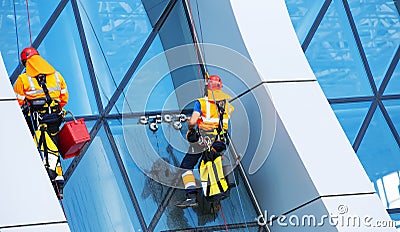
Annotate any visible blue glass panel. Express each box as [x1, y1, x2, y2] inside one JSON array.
[[383, 99, 400, 136], [60, 119, 97, 171], [331, 101, 371, 144], [142, 0, 169, 26], [157, 0, 202, 109], [305, 0, 373, 99], [389, 212, 400, 229], [154, 173, 258, 231], [63, 127, 142, 231], [348, 0, 400, 87], [108, 118, 187, 226], [357, 107, 400, 182], [40, 2, 98, 116], [78, 0, 152, 106], [110, 35, 179, 114], [284, 0, 325, 44], [0, 0, 60, 75], [384, 60, 400, 95]]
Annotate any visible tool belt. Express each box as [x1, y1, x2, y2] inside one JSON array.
[[28, 98, 63, 134]]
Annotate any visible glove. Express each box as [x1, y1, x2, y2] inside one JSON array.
[[61, 108, 68, 117], [187, 128, 200, 143]]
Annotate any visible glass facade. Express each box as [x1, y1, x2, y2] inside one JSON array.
[[2, 0, 262, 231], [286, 0, 400, 226], [1, 0, 398, 231]]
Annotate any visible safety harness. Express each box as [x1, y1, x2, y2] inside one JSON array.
[[27, 74, 64, 175], [199, 100, 230, 203]]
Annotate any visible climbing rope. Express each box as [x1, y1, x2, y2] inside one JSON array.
[[220, 204, 229, 232], [12, 0, 20, 62], [185, 1, 250, 230], [187, 0, 208, 96], [25, 0, 33, 46]]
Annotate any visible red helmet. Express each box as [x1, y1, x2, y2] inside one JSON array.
[[20, 47, 39, 63], [207, 75, 222, 90]]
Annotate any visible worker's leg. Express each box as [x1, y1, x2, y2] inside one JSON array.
[[176, 147, 202, 208]]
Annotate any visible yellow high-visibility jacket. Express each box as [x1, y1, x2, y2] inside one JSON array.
[[14, 72, 68, 108], [197, 97, 234, 132]]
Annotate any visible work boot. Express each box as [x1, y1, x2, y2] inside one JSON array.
[[54, 176, 64, 199], [176, 193, 198, 208]]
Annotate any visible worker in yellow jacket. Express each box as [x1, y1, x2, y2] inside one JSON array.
[[13, 47, 68, 199], [176, 75, 234, 208]]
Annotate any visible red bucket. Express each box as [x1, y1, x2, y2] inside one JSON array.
[[58, 118, 90, 159]]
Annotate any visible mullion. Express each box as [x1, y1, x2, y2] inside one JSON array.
[[70, 0, 104, 113], [302, 0, 332, 52], [353, 101, 377, 151], [341, 0, 378, 95], [378, 101, 400, 148], [64, 0, 178, 183], [103, 120, 147, 231], [378, 46, 400, 95]]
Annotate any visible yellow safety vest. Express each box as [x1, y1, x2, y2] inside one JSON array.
[[14, 72, 68, 108], [197, 97, 234, 132]]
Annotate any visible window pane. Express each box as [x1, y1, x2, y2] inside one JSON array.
[[78, 0, 153, 107], [383, 99, 400, 137], [108, 118, 187, 226], [110, 35, 179, 114], [331, 101, 371, 144], [348, 0, 400, 87], [0, 0, 60, 74], [41, 2, 99, 115], [305, 0, 373, 99], [142, 0, 169, 26], [384, 60, 400, 95], [285, 0, 325, 44], [63, 126, 142, 231], [357, 107, 400, 191]]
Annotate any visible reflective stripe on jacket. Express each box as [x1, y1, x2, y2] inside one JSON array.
[[14, 72, 68, 108], [197, 97, 234, 132]]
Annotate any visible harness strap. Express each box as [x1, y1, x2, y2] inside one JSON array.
[[38, 126, 49, 168], [36, 74, 52, 103]]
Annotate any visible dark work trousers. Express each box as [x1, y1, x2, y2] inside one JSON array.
[[179, 143, 205, 194]]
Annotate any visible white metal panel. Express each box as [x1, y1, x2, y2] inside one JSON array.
[[230, 0, 315, 82], [1, 223, 70, 232], [0, 53, 15, 99], [265, 81, 375, 195], [0, 101, 68, 228], [0, 54, 69, 230]]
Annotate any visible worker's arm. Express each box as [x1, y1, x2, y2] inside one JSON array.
[[188, 111, 200, 130], [57, 72, 68, 108], [13, 75, 26, 107]]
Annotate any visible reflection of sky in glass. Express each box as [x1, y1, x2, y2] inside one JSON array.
[[348, 0, 400, 87], [41, 2, 99, 116], [384, 61, 400, 95], [78, 0, 153, 109], [64, 127, 142, 231], [111, 35, 179, 114], [305, 1, 373, 99], [331, 101, 371, 144], [0, 0, 59, 73], [285, 1, 325, 43], [357, 107, 400, 182]]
